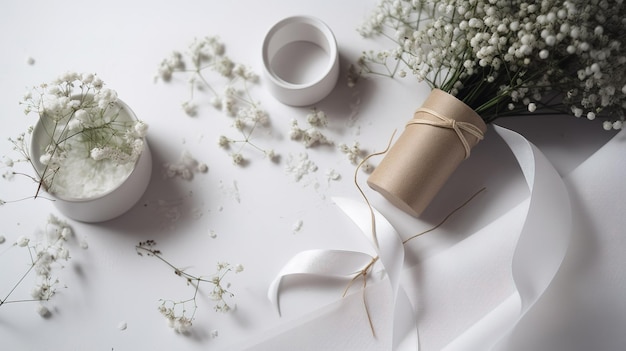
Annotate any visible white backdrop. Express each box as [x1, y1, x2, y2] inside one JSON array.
[[0, 1, 624, 350]]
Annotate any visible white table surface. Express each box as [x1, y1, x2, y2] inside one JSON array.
[[1, 1, 624, 350]]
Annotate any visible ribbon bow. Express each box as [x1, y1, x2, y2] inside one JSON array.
[[407, 107, 485, 159]]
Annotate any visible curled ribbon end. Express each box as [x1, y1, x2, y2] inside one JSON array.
[[268, 277, 283, 317]]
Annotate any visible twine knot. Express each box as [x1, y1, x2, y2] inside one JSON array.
[[406, 107, 485, 159]]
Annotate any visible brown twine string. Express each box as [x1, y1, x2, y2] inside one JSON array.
[[349, 130, 486, 337], [402, 186, 486, 245], [354, 129, 397, 248], [407, 107, 485, 159]]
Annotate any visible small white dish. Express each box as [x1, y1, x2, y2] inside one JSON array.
[[262, 15, 340, 106]]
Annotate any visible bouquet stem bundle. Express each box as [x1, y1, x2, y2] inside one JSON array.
[[367, 89, 486, 216], [354, 0, 626, 216]]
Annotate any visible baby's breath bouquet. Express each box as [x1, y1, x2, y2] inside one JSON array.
[[354, 0, 626, 216], [9, 72, 148, 202]]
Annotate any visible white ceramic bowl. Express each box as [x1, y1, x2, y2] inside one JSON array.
[[262, 15, 340, 106], [30, 99, 152, 223]]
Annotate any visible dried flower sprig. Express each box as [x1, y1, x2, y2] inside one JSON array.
[[289, 108, 335, 148], [136, 240, 243, 334], [156, 36, 278, 165], [355, 0, 625, 128], [7, 72, 147, 199], [339, 141, 374, 173], [0, 214, 81, 317]]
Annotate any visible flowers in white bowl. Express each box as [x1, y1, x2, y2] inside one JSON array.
[[10, 72, 148, 199], [354, 0, 626, 128]]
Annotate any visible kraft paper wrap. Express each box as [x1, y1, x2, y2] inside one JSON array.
[[367, 89, 487, 217]]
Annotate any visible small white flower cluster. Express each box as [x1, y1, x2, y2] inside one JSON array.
[[89, 119, 148, 164], [217, 103, 278, 165], [1, 155, 15, 183], [156, 52, 184, 82], [357, 0, 625, 128], [154, 261, 243, 333], [209, 262, 244, 313], [289, 109, 334, 148], [15, 72, 148, 195], [339, 141, 374, 173], [158, 300, 193, 334], [137, 240, 243, 334], [158, 36, 278, 163], [4, 214, 82, 317]]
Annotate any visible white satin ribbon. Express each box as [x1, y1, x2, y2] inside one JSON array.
[[267, 197, 418, 349], [333, 197, 418, 349], [490, 125, 572, 347], [268, 249, 375, 316], [444, 126, 572, 350], [266, 125, 571, 351]]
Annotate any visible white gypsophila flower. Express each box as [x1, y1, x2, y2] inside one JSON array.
[[156, 36, 274, 163], [265, 149, 277, 161], [16, 235, 30, 247], [133, 121, 149, 137], [231, 153, 244, 165], [74, 109, 90, 123], [217, 135, 231, 148], [11, 214, 75, 316], [90, 147, 107, 161], [17, 72, 145, 197], [159, 52, 185, 81], [234, 264, 244, 273], [60, 227, 72, 240], [181, 101, 197, 116], [356, 0, 626, 128], [66, 118, 82, 131], [57, 247, 70, 260], [39, 153, 52, 166], [33, 251, 53, 276], [173, 316, 192, 334], [2, 156, 14, 168], [326, 168, 341, 182], [157, 303, 191, 332], [214, 56, 234, 77], [290, 111, 334, 148], [289, 119, 303, 140], [94, 88, 118, 109], [81, 72, 95, 84], [222, 96, 236, 116], [233, 117, 245, 131], [30, 284, 44, 299], [132, 139, 144, 156], [210, 96, 222, 110], [306, 109, 328, 126]]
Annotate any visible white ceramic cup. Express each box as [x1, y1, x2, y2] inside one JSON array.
[[262, 15, 340, 106], [30, 99, 152, 223]]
